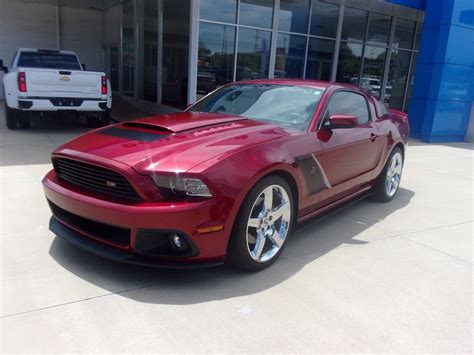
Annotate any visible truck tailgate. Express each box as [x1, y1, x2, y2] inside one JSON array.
[[23, 68, 102, 98]]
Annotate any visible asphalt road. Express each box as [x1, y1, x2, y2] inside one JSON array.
[[0, 102, 472, 353]]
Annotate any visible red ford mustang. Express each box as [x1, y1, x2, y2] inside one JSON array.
[[43, 80, 409, 270]]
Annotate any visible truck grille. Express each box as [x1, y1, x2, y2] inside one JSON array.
[[53, 157, 141, 201], [49, 201, 130, 246]]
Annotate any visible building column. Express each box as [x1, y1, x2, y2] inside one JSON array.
[[408, 0, 474, 142], [187, 0, 199, 105], [134, 0, 145, 99]]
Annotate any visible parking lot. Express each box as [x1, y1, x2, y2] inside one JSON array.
[[0, 101, 472, 353]]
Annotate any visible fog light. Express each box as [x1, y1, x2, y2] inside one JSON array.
[[170, 233, 184, 249]]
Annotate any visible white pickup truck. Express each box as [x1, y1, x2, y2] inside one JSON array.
[[1, 48, 112, 129]]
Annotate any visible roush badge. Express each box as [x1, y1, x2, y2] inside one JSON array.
[[105, 181, 117, 188]]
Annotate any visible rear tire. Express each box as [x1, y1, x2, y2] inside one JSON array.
[[18, 111, 30, 129], [371, 147, 404, 202], [86, 111, 110, 128], [226, 176, 294, 271], [5, 105, 19, 130]]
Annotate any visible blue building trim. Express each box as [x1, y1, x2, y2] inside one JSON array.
[[393, 0, 474, 143]]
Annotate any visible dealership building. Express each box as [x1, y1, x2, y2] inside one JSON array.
[[0, 0, 472, 142]]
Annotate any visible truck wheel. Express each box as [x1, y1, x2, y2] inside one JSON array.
[[5, 106, 19, 130], [18, 112, 30, 129], [86, 111, 110, 128]]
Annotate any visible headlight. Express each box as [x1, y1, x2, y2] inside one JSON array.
[[152, 175, 212, 198]]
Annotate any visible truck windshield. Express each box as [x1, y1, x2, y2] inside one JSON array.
[[188, 84, 325, 132], [17, 52, 81, 70]]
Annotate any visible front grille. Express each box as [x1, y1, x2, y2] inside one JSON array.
[[49, 201, 130, 246], [53, 157, 141, 201]]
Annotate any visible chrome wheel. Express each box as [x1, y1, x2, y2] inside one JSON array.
[[385, 152, 403, 197], [246, 184, 292, 263]]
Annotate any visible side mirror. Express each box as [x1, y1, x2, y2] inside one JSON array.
[[329, 114, 358, 128], [81, 63, 86, 70]]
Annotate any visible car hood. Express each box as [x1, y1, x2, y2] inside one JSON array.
[[54, 112, 291, 173]]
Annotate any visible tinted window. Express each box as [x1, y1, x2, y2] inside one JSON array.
[[326, 91, 370, 124], [236, 28, 271, 81], [240, 0, 273, 28], [305, 38, 335, 80], [394, 18, 416, 49], [341, 7, 368, 42], [310, 1, 339, 38], [17, 52, 81, 70], [275, 33, 306, 78], [361, 46, 387, 98], [367, 13, 391, 45], [200, 0, 237, 23], [197, 22, 236, 91], [279, 0, 310, 33], [189, 84, 324, 131], [336, 42, 362, 84]]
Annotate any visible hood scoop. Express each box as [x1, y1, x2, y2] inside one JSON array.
[[122, 122, 176, 134]]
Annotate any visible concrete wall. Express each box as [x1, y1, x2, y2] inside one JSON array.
[[103, 4, 121, 46], [59, 7, 103, 72], [0, 0, 104, 98]]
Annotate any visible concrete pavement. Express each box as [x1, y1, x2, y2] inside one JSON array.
[[0, 102, 472, 353]]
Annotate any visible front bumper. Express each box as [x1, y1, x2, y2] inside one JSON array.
[[49, 217, 223, 268], [43, 170, 230, 266]]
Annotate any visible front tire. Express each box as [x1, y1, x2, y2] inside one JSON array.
[[227, 176, 294, 271], [372, 147, 404, 202]]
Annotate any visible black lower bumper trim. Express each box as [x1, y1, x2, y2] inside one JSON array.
[[49, 217, 223, 269], [18, 100, 33, 109]]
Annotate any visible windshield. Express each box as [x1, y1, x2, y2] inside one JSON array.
[[188, 84, 325, 131], [17, 52, 81, 70]]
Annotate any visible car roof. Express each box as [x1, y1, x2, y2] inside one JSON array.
[[232, 78, 365, 92]]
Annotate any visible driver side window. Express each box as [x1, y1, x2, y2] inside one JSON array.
[[325, 91, 371, 125]]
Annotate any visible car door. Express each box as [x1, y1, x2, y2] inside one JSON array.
[[316, 90, 382, 195]]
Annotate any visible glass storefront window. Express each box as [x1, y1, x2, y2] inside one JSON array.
[[236, 28, 271, 81], [336, 42, 363, 84], [240, 0, 273, 29], [404, 52, 417, 111], [162, 0, 190, 107], [341, 7, 368, 42], [275, 33, 306, 78], [278, 0, 310, 34], [200, 0, 237, 24], [197, 22, 236, 95], [361, 45, 387, 98], [367, 13, 391, 46], [122, 1, 134, 94], [310, 1, 339, 38], [141, 0, 158, 102], [394, 18, 416, 49], [305, 38, 334, 81], [413, 22, 423, 50], [386, 49, 411, 110]]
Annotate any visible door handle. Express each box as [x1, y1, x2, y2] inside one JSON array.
[[370, 133, 379, 142]]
